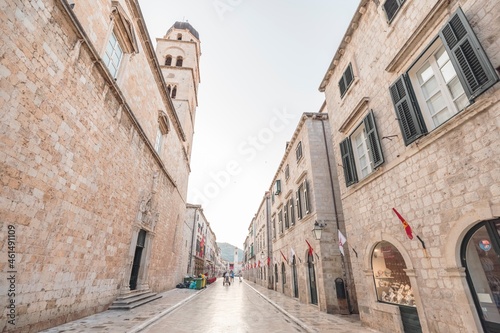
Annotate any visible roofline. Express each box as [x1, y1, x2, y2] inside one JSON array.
[[267, 112, 329, 191], [319, 0, 369, 92]]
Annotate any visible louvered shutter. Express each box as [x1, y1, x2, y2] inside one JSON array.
[[339, 138, 358, 186], [439, 7, 498, 100], [363, 110, 384, 169], [389, 75, 426, 145]]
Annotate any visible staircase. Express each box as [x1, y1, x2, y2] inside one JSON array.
[[109, 290, 162, 310]]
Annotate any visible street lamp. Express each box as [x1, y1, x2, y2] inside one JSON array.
[[312, 220, 326, 240], [260, 251, 265, 259]]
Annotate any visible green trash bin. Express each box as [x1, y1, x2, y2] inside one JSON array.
[[184, 277, 192, 284], [194, 278, 202, 290]]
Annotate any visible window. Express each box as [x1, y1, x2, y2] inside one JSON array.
[[176, 56, 183, 67], [272, 217, 276, 239], [274, 180, 281, 195], [372, 241, 414, 306], [462, 219, 500, 331], [284, 201, 289, 229], [154, 128, 163, 153], [155, 111, 169, 154], [390, 8, 498, 146], [339, 63, 354, 98], [383, 0, 405, 23], [295, 180, 311, 220], [296, 188, 302, 220], [177, 33, 182, 40], [285, 164, 290, 180], [408, 42, 469, 132], [165, 56, 172, 66], [171, 86, 177, 99], [278, 209, 283, 234], [104, 2, 138, 79], [295, 141, 303, 162], [289, 197, 295, 226], [339, 111, 384, 186], [103, 32, 123, 78]]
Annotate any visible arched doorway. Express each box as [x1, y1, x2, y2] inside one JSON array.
[[274, 263, 279, 291], [461, 219, 500, 333], [292, 255, 299, 298], [130, 229, 146, 290], [307, 252, 318, 305], [281, 262, 286, 293], [372, 241, 421, 332]]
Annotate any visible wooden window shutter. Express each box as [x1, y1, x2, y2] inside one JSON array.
[[439, 7, 498, 101], [363, 110, 384, 169], [389, 75, 426, 146], [339, 138, 358, 186]]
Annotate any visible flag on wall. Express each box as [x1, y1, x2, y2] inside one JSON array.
[[305, 239, 314, 256], [267, 257, 270, 266], [280, 250, 287, 262], [338, 230, 347, 256], [392, 208, 413, 240]]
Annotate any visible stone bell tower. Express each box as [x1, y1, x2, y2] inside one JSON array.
[[155, 21, 201, 159]]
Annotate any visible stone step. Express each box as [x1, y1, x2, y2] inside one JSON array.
[[109, 291, 162, 310]]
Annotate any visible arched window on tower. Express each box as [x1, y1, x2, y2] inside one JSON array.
[[165, 56, 172, 66], [171, 86, 177, 99], [177, 33, 182, 40], [167, 85, 171, 95], [176, 56, 183, 67]]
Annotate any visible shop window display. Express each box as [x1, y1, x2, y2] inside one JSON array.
[[372, 241, 415, 306]]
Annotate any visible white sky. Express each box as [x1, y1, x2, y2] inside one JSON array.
[[138, 0, 359, 248]]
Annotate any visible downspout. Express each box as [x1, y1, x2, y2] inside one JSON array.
[[320, 116, 353, 314]]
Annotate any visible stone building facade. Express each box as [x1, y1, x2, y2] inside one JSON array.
[[0, 1, 200, 332], [319, 0, 499, 332], [184, 204, 218, 277], [244, 111, 356, 314]]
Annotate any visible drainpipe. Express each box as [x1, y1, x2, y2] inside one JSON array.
[[319, 116, 353, 314]]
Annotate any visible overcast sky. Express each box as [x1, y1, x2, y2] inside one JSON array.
[[138, 0, 359, 248]]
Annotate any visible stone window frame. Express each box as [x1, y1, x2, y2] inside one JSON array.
[[339, 110, 384, 187], [388, 7, 498, 146]]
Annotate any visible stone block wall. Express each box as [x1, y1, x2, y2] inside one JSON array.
[[0, 0, 190, 331], [322, 0, 499, 332]]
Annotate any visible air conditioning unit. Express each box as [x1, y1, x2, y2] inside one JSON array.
[[274, 180, 281, 195]]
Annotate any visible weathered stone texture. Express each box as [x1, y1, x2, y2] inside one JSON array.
[[322, 0, 499, 332], [0, 0, 192, 332]]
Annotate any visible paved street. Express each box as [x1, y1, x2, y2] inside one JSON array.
[[41, 278, 381, 333], [144, 279, 304, 333]]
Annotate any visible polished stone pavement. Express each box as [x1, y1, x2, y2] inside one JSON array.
[[41, 278, 381, 333]]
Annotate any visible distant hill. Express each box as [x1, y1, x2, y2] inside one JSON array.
[[217, 242, 243, 262]]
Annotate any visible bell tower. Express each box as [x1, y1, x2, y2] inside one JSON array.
[[155, 22, 201, 159]]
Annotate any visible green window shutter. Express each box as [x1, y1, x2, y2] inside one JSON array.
[[439, 7, 498, 100], [339, 63, 354, 98], [389, 75, 426, 146], [363, 110, 384, 169], [339, 138, 358, 186]]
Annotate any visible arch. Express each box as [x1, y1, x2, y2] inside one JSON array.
[[281, 262, 286, 293], [177, 33, 182, 40], [165, 55, 172, 66], [443, 201, 496, 268], [171, 86, 177, 99], [307, 252, 318, 304], [292, 255, 299, 298], [176, 56, 183, 67], [461, 218, 500, 332]]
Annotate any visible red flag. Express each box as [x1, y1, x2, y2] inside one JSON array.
[[392, 208, 413, 240], [305, 239, 314, 255], [267, 257, 270, 266], [258, 260, 261, 267], [280, 250, 287, 262]]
